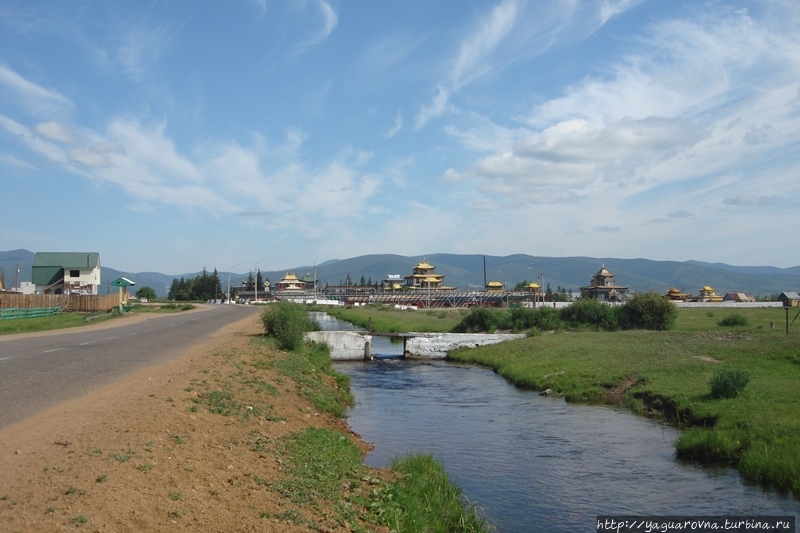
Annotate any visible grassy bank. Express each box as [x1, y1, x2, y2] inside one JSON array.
[[308, 305, 800, 494], [253, 305, 490, 531], [315, 303, 464, 333], [446, 307, 800, 495]]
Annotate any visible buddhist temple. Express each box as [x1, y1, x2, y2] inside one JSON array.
[[580, 265, 628, 302], [697, 286, 723, 302], [403, 259, 455, 291], [665, 287, 690, 301], [485, 280, 504, 293], [275, 272, 305, 292]]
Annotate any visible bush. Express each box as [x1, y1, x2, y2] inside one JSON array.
[[619, 292, 677, 330], [708, 368, 751, 399], [560, 298, 618, 331], [452, 307, 502, 333], [260, 302, 321, 351], [718, 313, 748, 327]]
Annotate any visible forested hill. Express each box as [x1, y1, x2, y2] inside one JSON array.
[[2, 250, 798, 299]]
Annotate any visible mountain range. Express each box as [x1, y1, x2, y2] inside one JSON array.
[[2, 249, 798, 299]]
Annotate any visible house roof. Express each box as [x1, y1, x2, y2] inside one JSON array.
[[33, 252, 100, 269], [781, 291, 800, 300], [32, 252, 100, 286]]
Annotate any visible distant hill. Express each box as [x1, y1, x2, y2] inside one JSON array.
[[2, 250, 798, 298]]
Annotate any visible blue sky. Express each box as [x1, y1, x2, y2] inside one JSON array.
[[2, 0, 799, 274]]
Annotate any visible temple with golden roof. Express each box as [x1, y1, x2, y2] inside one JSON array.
[[403, 259, 455, 291]]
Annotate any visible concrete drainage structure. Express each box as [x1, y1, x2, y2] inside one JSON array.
[[404, 333, 526, 359], [306, 330, 525, 361], [305, 330, 372, 361]]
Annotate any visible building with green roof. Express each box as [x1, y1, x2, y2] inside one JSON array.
[[32, 252, 101, 295]]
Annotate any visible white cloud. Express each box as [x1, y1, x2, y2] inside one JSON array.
[[445, 3, 800, 217], [35, 121, 76, 144], [0, 64, 74, 115], [0, 114, 68, 164]]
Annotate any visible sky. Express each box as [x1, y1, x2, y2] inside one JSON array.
[[1, 0, 799, 275]]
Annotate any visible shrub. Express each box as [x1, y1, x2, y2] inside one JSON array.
[[718, 313, 748, 327], [260, 301, 321, 351], [452, 307, 501, 333], [560, 298, 618, 331], [708, 368, 751, 399], [619, 292, 677, 330]]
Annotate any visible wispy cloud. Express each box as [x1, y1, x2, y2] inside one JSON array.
[[301, 0, 338, 47], [117, 23, 174, 81], [415, 0, 643, 129], [386, 112, 402, 139], [723, 195, 783, 207], [444, 3, 800, 219], [0, 64, 74, 115]]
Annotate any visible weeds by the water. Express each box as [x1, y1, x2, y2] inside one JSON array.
[[378, 454, 490, 532]]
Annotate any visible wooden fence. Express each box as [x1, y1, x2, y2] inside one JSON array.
[[0, 293, 120, 312]]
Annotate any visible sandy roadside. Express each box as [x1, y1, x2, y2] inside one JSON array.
[[0, 309, 380, 532]]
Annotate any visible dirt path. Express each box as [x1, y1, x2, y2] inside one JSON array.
[[0, 311, 379, 532]]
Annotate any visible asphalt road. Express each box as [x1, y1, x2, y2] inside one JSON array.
[[0, 304, 260, 430]]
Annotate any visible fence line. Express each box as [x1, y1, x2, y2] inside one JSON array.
[[0, 293, 119, 312]]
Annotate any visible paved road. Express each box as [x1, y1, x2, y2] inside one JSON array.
[[0, 304, 260, 430]]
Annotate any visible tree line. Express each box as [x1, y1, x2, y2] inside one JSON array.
[[167, 268, 223, 301]]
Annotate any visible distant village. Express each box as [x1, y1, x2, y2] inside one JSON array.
[[2, 253, 799, 310]]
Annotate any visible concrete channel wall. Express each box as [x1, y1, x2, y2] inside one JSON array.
[[404, 333, 526, 359], [305, 330, 525, 360], [305, 330, 372, 361]]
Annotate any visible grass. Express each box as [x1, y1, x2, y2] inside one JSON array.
[[252, 336, 354, 417], [272, 428, 489, 532], [315, 304, 463, 333], [0, 303, 197, 336], [0, 312, 118, 335], [444, 307, 800, 495], [376, 454, 489, 532]]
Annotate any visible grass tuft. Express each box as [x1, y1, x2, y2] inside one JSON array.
[[708, 368, 751, 399]]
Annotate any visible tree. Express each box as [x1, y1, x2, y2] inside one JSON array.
[[245, 272, 255, 290], [135, 286, 156, 301], [619, 292, 677, 331]]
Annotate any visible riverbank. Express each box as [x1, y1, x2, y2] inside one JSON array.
[[0, 311, 487, 531], [447, 321, 800, 495], [317, 304, 800, 496]]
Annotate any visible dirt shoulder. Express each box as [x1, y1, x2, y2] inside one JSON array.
[[0, 311, 382, 532]]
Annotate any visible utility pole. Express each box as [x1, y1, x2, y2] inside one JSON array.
[[227, 262, 240, 304]]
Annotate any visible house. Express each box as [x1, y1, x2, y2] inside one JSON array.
[[32, 252, 101, 295], [580, 265, 628, 302], [779, 292, 800, 307], [384, 274, 404, 291], [722, 292, 755, 303]]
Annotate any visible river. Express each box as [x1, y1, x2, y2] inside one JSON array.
[[312, 313, 800, 532]]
